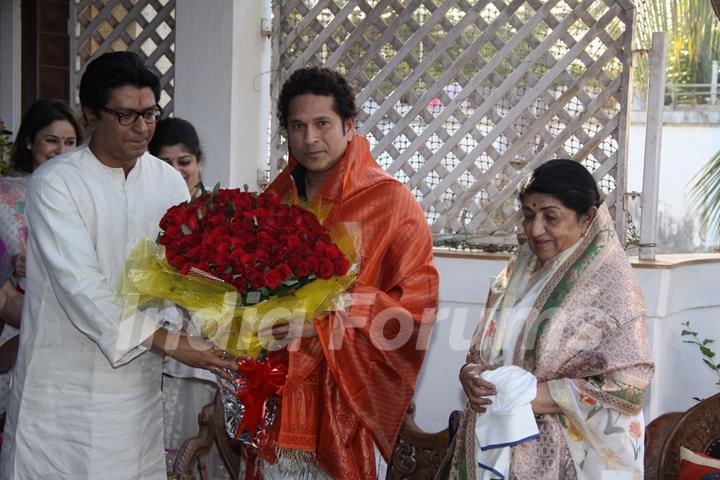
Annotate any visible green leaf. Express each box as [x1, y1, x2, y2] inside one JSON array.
[[212, 182, 220, 195], [703, 358, 718, 370], [181, 224, 192, 235], [703, 339, 715, 345], [681, 329, 698, 336], [700, 346, 715, 358]]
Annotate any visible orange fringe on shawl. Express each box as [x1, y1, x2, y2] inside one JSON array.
[[262, 136, 439, 479]]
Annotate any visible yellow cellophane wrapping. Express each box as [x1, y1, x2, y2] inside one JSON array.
[[119, 208, 358, 359]]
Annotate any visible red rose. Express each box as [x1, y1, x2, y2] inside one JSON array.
[[249, 271, 264, 290], [294, 260, 311, 278], [276, 264, 292, 280], [305, 257, 319, 274], [318, 260, 335, 279], [333, 256, 350, 275], [262, 268, 283, 289]]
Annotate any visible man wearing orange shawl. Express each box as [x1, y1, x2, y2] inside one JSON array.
[[260, 67, 439, 479]]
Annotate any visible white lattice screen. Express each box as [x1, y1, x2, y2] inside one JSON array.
[[271, 0, 634, 245], [69, 0, 176, 114]]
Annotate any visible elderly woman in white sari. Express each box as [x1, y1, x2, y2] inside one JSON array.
[[439, 159, 654, 480]]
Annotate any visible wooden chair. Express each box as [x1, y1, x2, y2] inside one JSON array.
[[386, 404, 454, 479], [167, 391, 244, 480], [167, 393, 455, 480], [644, 392, 720, 479]]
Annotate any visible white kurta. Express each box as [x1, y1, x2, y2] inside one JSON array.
[[0, 146, 189, 479]]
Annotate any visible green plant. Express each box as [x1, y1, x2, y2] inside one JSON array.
[[635, 0, 720, 101], [689, 148, 720, 241], [624, 208, 640, 249], [680, 320, 720, 400]]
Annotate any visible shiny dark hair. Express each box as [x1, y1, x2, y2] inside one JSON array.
[[277, 67, 357, 131], [79, 51, 161, 116], [148, 117, 203, 163], [519, 159, 602, 215], [10, 99, 84, 173]]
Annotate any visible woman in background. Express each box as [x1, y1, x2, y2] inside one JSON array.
[[0, 239, 21, 328], [149, 117, 232, 478], [0, 99, 83, 421], [149, 117, 203, 198], [440, 159, 654, 480], [3, 99, 84, 281]]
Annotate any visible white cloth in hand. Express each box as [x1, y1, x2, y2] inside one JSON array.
[[474, 365, 539, 479]]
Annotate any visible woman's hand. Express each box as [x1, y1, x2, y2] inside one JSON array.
[[460, 363, 497, 413], [12, 253, 25, 278], [531, 381, 563, 415]]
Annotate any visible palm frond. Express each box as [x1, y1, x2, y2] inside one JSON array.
[[635, 0, 720, 96], [689, 148, 720, 239]]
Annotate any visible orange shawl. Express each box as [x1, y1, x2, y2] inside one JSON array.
[[264, 136, 439, 479]]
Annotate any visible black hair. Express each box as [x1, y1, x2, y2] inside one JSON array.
[[518, 159, 602, 215], [10, 99, 84, 173], [277, 67, 357, 131], [148, 117, 203, 163], [79, 51, 161, 116]]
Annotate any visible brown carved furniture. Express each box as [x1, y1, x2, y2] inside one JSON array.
[[644, 393, 720, 479], [386, 403, 452, 479], [169, 390, 720, 479], [167, 391, 244, 480], [167, 394, 453, 480]]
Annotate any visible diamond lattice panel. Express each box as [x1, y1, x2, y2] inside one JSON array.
[[70, 0, 176, 114], [271, 0, 634, 245]]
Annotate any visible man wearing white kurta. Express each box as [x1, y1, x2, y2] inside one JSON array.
[[0, 52, 237, 479]]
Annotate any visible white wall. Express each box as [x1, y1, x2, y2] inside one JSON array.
[[627, 122, 720, 248], [174, 0, 271, 192], [413, 253, 508, 433], [412, 252, 720, 433], [635, 257, 720, 418]]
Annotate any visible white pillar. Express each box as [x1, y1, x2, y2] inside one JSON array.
[[174, 0, 272, 191], [0, 0, 22, 136], [639, 32, 668, 261]]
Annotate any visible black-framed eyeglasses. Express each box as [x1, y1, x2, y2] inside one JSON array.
[[99, 105, 164, 126]]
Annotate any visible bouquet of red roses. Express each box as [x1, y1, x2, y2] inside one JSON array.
[[159, 187, 349, 296], [120, 186, 357, 451]]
